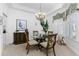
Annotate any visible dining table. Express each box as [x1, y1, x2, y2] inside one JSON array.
[[33, 33, 57, 50]]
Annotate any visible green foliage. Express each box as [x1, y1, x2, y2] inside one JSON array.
[[40, 20, 48, 33]]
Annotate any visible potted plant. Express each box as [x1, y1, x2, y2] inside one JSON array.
[[40, 20, 49, 35]]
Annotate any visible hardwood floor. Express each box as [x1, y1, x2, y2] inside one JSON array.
[[2, 43, 77, 56]]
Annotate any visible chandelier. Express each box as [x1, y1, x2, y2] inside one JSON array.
[[35, 3, 46, 21]]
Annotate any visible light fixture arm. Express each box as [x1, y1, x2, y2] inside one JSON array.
[[40, 3, 42, 11]]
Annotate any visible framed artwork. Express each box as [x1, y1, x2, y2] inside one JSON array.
[[16, 19, 27, 31]]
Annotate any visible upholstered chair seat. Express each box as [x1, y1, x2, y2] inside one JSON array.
[[29, 40, 38, 45], [26, 31, 39, 54], [40, 38, 54, 48], [40, 42, 47, 48], [40, 33, 57, 56], [58, 34, 63, 40], [45, 38, 48, 42]]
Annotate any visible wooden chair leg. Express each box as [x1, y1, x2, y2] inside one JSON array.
[[26, 43, 29, 49], [46, 48, 48, 56], [27, 48, 29, 54], [53, 46, 56, 56], [26, 45, 28, 49], [26, 44, 30, 54]]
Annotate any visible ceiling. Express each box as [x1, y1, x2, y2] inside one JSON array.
[[8, 3, 70, 15]]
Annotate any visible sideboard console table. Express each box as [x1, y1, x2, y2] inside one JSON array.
[[13, 31, 29, 45]]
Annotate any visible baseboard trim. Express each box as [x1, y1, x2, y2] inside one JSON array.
[[64, 39, 79, 56]]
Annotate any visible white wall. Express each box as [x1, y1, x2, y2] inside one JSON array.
[[47, 10, 79, 55], [5, 3, 69, 46], [0, 3, 8, 55], [64, 11, 79, 55], [6, 8, 44, 45], [0, 25, 3, 55], [1, 3, 79, 56], [7, 7, 63, 45], [47, 8, 79, 55], [47, 14, 65, 36], [2, 3, 79, 55]]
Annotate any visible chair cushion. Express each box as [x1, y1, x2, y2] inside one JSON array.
[[58, 35, 63, 40], [45, 38, 48, 42], [40, 42, 47, 48], [29, 40, 38, 45]]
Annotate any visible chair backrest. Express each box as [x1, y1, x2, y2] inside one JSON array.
[[48, 31, 53, 35], [25, 29, 29, 37], [33, 31, 39, 39], [47, 33, 57, 48], [58, 34, 63, 40], [25, 29, 29, 43]]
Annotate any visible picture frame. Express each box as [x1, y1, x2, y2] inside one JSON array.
[[16, 19, 27, 31]]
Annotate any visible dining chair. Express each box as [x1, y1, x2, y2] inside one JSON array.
[[48, 31, 53, 35], [57, 34, 66, 45], [45, 31, 53, 41], [40, 33, 57, 56], [25, 30, 38, 54], [33, 31, 39, 39]]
